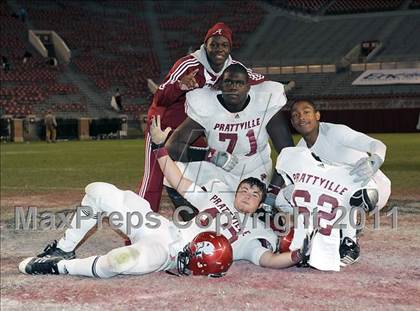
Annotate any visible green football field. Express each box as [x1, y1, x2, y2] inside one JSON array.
[[1, 133, 419, 196]]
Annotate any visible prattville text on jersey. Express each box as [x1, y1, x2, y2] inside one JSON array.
[[292, 172, 349, 196], [213, 118, 261, 132], [208, 194, 251, 236]]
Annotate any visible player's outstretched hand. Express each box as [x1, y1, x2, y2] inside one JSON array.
[[350, 154, 382, 186], [295, 229, 317, 267], [150, 115, 171, 146], [178, 68, 199, 91], [205, 148, 238, 172], [300, 233, 312, 258]]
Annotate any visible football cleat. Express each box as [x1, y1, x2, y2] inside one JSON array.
[[340, 237, 360, 266], [19, 257, 62, 275], [37, 240, 75, 259], [350, 188, 378, 213]]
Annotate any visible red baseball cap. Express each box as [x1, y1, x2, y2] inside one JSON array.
[[204, 22, 232, 47]]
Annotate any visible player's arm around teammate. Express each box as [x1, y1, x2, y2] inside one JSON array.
[[166, 64, 293, 170], [150, 115, 206, 196], [165, 117, 208, 162], [275, 100, 390, 266]]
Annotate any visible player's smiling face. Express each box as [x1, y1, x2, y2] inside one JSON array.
[[234, 184, 263, 214], [291, 101, 320, 136], [221, 71, 250, 108], [205, 36, 230, 71]]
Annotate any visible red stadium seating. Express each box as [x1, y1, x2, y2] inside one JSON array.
[[0, 1, 155, 117], [269, 0, 404, 14], [1, 0, 417, 120], [326, 0, 403, 14], [157, 1, 266, 63], [269, 0, 330, 13]]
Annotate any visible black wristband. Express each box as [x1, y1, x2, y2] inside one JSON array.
[[187, 147, 207, 161], [151, 142, 164, 151]]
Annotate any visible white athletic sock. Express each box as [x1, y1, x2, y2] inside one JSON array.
[[57, 194, 99, 252], [342, 210, 357, 241], [59, 256, 117, 278]]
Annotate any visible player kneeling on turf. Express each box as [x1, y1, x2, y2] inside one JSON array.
[[263, 99, 390, 268], [288, 99, 390, 266]]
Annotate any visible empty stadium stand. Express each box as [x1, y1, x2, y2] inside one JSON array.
[[326, 0, 404, 15], [1, 0, 157, 119], [157, 1, 267, 64], [240, 14, 420, 66], [268, 0, 331, 13], [268, 0, 409, 14], [1, 0, 419, 135]]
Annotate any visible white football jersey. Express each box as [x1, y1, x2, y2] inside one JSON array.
[[296, 122, 390, 210], [276, 147, 376, 271], [182, 180, 278, 265], [186, 81, 287, 177]]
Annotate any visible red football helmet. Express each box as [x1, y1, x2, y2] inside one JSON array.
[[177, 231, 233, 277]]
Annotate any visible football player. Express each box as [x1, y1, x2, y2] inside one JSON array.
[[151, 115, 310, 270], [164, 63, 293, 219], [274, 99, 391, 266]]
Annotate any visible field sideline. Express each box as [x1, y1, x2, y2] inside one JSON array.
[[1, 133, 419, 198]]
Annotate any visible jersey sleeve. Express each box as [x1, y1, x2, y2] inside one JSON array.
[[183, 179, 227, 211], [185, 88, 216, 125], [154, 57, 202, 108], [183, 181, 211, 211], [239, 239, 271, 266], [231, 59, 265, 85], [251, 81, 287, 123], [275, 147, 302, 178], [327, 123, 387, 162]]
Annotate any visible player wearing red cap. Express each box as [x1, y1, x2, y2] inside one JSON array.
[[138, 22, 265, 212]]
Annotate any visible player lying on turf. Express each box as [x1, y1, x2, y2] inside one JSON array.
[[270, 99, 391, 267], [164, 63, 293, 220], [18, 116, 309, 278]]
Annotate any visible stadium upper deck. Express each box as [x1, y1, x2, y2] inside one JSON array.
[[241, 2, 420, 66]]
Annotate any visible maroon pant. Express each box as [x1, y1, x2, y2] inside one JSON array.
[[137, 131, 164, 212]]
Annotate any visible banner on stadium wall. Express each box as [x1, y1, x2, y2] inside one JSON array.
[[352, 69, 420, 85]]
